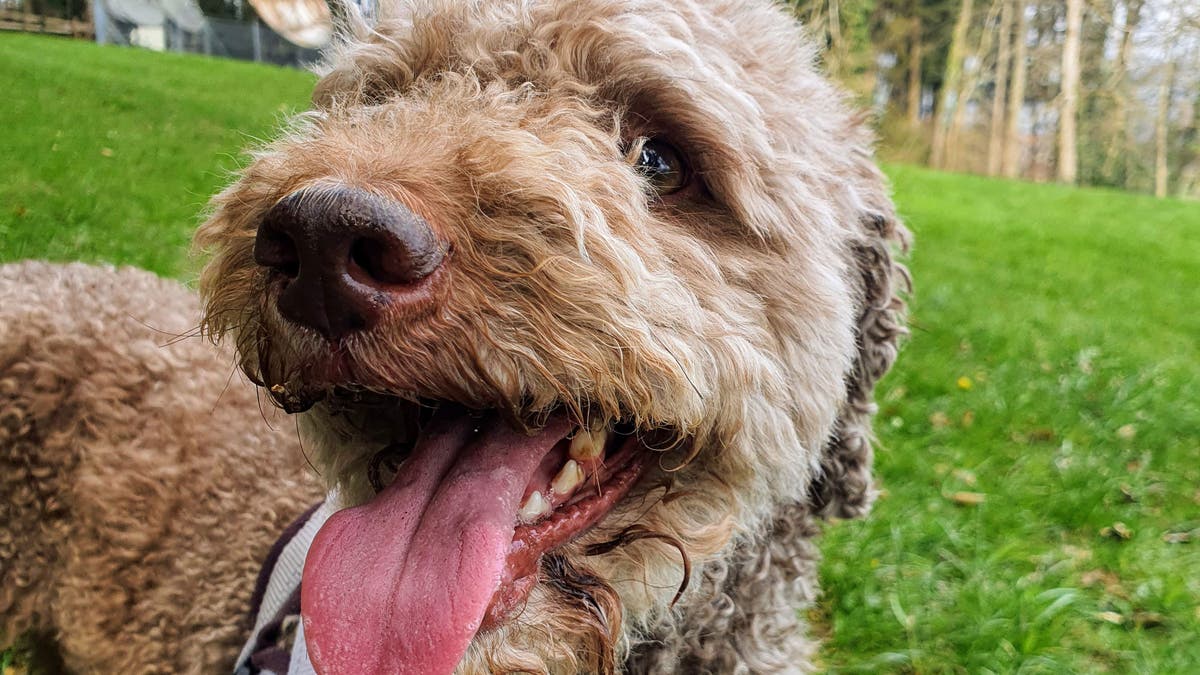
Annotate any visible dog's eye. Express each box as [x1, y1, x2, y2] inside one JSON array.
[[632, 139, 688, 195]]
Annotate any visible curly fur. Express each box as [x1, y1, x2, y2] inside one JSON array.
[[1, 0, 908, 672], [0, 262, 322, 672]]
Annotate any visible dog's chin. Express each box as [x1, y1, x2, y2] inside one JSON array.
[[281, 385, 673, 674]]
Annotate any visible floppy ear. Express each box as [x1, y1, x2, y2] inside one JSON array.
[[809, 199, 911, 519]]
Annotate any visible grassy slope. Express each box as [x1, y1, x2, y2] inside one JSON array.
[[0, 33, 314, 278], [2, 35, 1197, 673], [819, 167, 1200, 673]]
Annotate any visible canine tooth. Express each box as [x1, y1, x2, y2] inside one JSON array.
[[569, 430, 594, 459], [591, 427, 608, 452], [518, 491, 551, 523], [569, 427, 605, 461], [551, 460, 584, 495]]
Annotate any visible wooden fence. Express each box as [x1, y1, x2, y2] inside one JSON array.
[[0, 6, 93, 39]]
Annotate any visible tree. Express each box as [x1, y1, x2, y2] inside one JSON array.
[[1058, 0, 1083, 184], [791, 0, 877, 100], [1155, 60, 1177, 198], [930, 0, 974, 168], [987, 0, 1014, 175], [906, 2, 924, 126], [1101, 0, 1145, 184], [1002, 0, 1028, 178]]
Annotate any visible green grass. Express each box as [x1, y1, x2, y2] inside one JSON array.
[[818, 168, 1200, 673], [3, 35, 1198, 673], [0, 32, 314, 278]]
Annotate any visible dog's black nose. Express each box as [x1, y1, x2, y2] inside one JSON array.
[[254, 186, 446, 339]]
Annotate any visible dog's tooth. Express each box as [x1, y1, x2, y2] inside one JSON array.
[[591, 427, 609, 453], [569, 430, 596, 460], [551, 460, 584, 496], [518, 491, 551, 524]]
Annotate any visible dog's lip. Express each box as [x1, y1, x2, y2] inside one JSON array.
[[482, 435, 649, 628]]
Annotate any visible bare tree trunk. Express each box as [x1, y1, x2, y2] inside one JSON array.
[[1178, 88, 1200, 197], [1155, 60, 1177, 198], [988, 0, 1014, 175], [907, 11, 924, 127], [1002, 0, 1028, 178], [946, 0, 1002, 171], [1058, 0, 1083, 184], [827, 0, 846, 79], [931, 0, 974, 169], [1102, 0, 1144, 182]]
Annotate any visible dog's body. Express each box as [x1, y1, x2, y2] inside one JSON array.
[[0, 262, 322, 672], [1, 0, 908, 672]]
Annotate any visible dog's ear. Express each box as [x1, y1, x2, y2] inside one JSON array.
[[809, 191, 911, 519]]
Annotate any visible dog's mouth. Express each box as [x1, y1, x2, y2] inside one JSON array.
[[297, 392, 659, 675]]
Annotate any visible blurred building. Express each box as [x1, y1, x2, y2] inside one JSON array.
[[91, 0, 330, 66]]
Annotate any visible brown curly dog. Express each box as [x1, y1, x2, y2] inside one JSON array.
[[1, 0, 908, 672]]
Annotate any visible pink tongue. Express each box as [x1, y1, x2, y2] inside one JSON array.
[[301, 408, 570, 675]]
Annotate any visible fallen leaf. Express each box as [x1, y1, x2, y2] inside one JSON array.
[[930, 411, 950, 429], [1080, 569, 1126, 596], [1116, 424, 1137, 440], [1133, 611, 1166, 628], [100, 147, 114, 157], [1119, 484, 1137, 503], [1027, 428, 1055, 442], [1100, 522, 1133, 540], [949, 491, 986, 506], [1162, 531, 1192, 544], [1095, 611, 1125, 625], [1061, 544, 1092, 562], [961, 410, 976, 427]]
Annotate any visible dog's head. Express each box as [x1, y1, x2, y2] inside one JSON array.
[[197, 0, 908, 671]]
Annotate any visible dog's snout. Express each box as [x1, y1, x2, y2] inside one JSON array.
[[254, 187, 446, 339]]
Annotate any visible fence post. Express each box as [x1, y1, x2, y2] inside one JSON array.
[[251, 19, 262, 62], [93, 0, 107, 43]]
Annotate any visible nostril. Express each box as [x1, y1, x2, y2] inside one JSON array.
[[254, 225, 300, 279], [349, 238, 391, 285], [348, 235, 443, 286]]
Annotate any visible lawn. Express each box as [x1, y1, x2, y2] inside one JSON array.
[[817, 168, 1200, 673], [3, 34, 1198, 673], [0, 32, 314, 278]]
